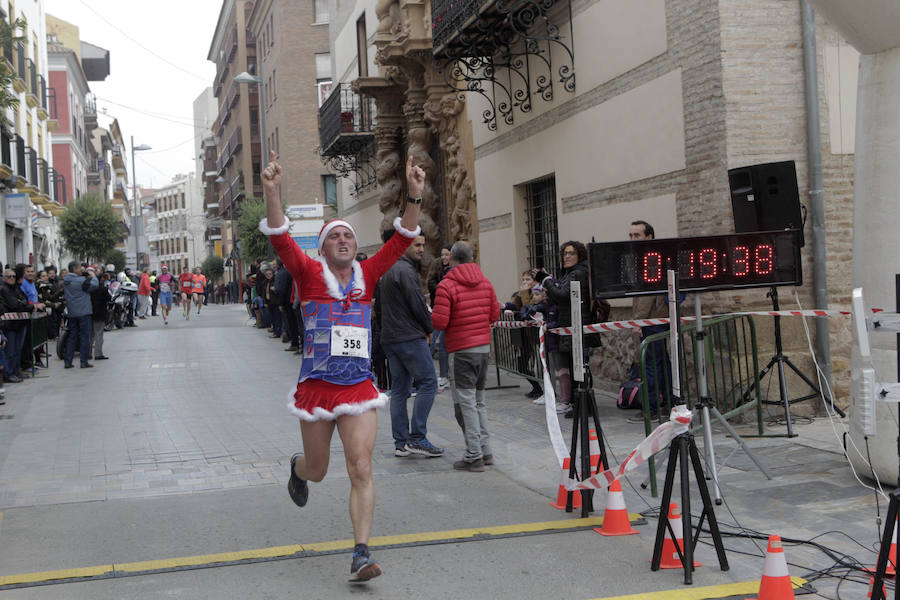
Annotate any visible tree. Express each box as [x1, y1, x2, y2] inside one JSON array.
[[201, 255, 224, 282], [104, 249, 126, 272], [236, 196, 272, 265], [0, 18, 26, 129], [58, 193, 121, 263]]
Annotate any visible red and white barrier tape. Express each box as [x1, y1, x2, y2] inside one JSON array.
[[564, 406, 691, 491], [491, 307, 870, 336]]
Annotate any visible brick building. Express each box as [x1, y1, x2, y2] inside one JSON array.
[[247, 0, 332, 212]]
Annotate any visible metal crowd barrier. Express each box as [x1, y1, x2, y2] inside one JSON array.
[[638, 314, 762, 496], [0, 311, 50, 376], [490, 313, 543, 389]]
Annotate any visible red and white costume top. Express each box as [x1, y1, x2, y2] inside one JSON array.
[[260, 215, 420, 421]]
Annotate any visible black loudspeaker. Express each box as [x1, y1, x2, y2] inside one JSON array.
[[728, 160, 804, 246]]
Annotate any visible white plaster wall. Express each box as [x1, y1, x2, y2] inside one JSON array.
[[476, 71, 685, 295], [852, 46, 900, 339], [470, 0, 667, 148]]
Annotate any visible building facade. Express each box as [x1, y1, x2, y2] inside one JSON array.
[[247, 0, 332, 212], [192, 87, 220, 263], [208, 0, 261, 277], [147, 174, 205, 274], [0, 0, 62, 268]]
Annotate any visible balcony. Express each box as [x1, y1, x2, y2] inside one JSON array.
[[13, 134, 25, 182], [12, 42, 24, 93], [51, 168, 67, 208], [226, 80, 239, 110], [430, 0, 575, 130], [46, 87, 58, 131], [318, 83, 375, 158], [112, 149, 126, 174], [0, 37, 12, 72], [0, 128, 11, 179], [23, 147, 39, 197], [228, 126, 242, 158], [25, 58, 38, 108], [230, 173, 244, 205], [84, 94, 97, 130], [36, 75, 48, 120]]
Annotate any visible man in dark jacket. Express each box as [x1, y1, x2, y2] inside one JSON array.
[[380, 234, 443, 458], [274, 258, 300, 351], [432, 241, 500, 472], [0, 267, 42, 382], [89, 268, 110, 360], [63, 261, 98, 369]]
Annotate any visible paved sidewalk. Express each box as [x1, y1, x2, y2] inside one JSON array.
[[0, 303, 891, 598]]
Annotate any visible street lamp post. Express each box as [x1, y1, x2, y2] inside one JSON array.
[[233, 70, 269, 281], [233, 71, 267, 162], [131, 136, 152, 270]]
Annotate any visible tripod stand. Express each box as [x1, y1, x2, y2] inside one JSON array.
[[564, 365, 609, 516], [743, 287, 843, 437], [650, 431, 729, 584]]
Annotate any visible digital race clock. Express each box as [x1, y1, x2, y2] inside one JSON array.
[[589, 230, 803, 299]]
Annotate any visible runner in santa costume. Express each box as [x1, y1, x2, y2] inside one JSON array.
[[259, 151, 424, 582]]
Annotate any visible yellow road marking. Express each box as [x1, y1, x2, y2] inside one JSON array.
[[589, 576, 808, 600], [0, 515, 634, 587]]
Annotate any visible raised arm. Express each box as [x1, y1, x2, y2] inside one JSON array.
[[262, 150, 284, 230], [401, 156, 424, 233]]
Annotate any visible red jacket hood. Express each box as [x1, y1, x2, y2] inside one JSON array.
[[444, 262, 487, 287]]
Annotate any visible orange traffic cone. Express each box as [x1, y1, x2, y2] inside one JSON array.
[[594, 479, 639, 536], [589, 429, 603, 474], [550, 458, 581, 510], [657, 503, 701, 569], [746, 535, 794, 600], [868, 576, 886, 599]]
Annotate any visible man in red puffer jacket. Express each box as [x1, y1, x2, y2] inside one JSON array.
[[431, 241, 500, 472]]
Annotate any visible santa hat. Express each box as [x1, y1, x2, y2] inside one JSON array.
[[318, 219, 357, 254]]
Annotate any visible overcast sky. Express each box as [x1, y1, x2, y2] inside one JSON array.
[[44, 0, 222, 189]]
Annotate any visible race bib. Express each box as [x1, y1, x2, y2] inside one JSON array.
[[330, 325, 369, 358]]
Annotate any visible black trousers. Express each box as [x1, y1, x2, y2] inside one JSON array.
[[283, 302, 299, 347]]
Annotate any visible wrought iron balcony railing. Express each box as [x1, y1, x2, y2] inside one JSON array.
[[14, 134, 25, 179], [24, 147, 38, 187], [430, 0, 576, 130], [1, 128, 11, 170], [318, 83, 376, 157]]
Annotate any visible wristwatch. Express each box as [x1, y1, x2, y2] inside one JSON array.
[[407, 195, 423, 205]]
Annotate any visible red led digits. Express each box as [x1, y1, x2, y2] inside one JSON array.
[[755, 244, 774, 275], [643, 251, 663, 283], [699, 248, 717, 279], [733, 246, 750, 276]]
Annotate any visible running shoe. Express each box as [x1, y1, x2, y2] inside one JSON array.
[[287, 453, 308, 507], [349, 546, 381, 582], [532, 395, 545, 405], [405, 439, 444, 457], [437, 377, 449, 389], [394, 447, 411, 457]]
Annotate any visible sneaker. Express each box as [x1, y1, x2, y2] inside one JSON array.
[[453, 458, 485, 472], [555, 403, 569, 413], [394, 447, 411, 457], [483, 454, 494, 465], [349, 545, 381, 582], [287, 453, 308, 507], [438, 377, 449, 389], [525, 389, 542, 399], [532, 395, 545, 405], [405, 439, 444, 457], [564, 407, 574, 419]]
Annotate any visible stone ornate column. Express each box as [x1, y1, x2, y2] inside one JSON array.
[[402, 66, 441, 253], [360, 76, 407, 234], [423, 88, 478, 255]]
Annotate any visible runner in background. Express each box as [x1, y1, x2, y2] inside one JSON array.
[[192, 267, 207, 316], [178, 266, 194, 320], [157, 265, 175, 325]]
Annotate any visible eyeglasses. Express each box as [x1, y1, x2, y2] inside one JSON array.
[[3, 275, 15, 279]]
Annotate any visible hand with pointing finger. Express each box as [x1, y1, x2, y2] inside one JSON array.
[[406, 156, 425, 199], [262, 150, 282, 195]]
